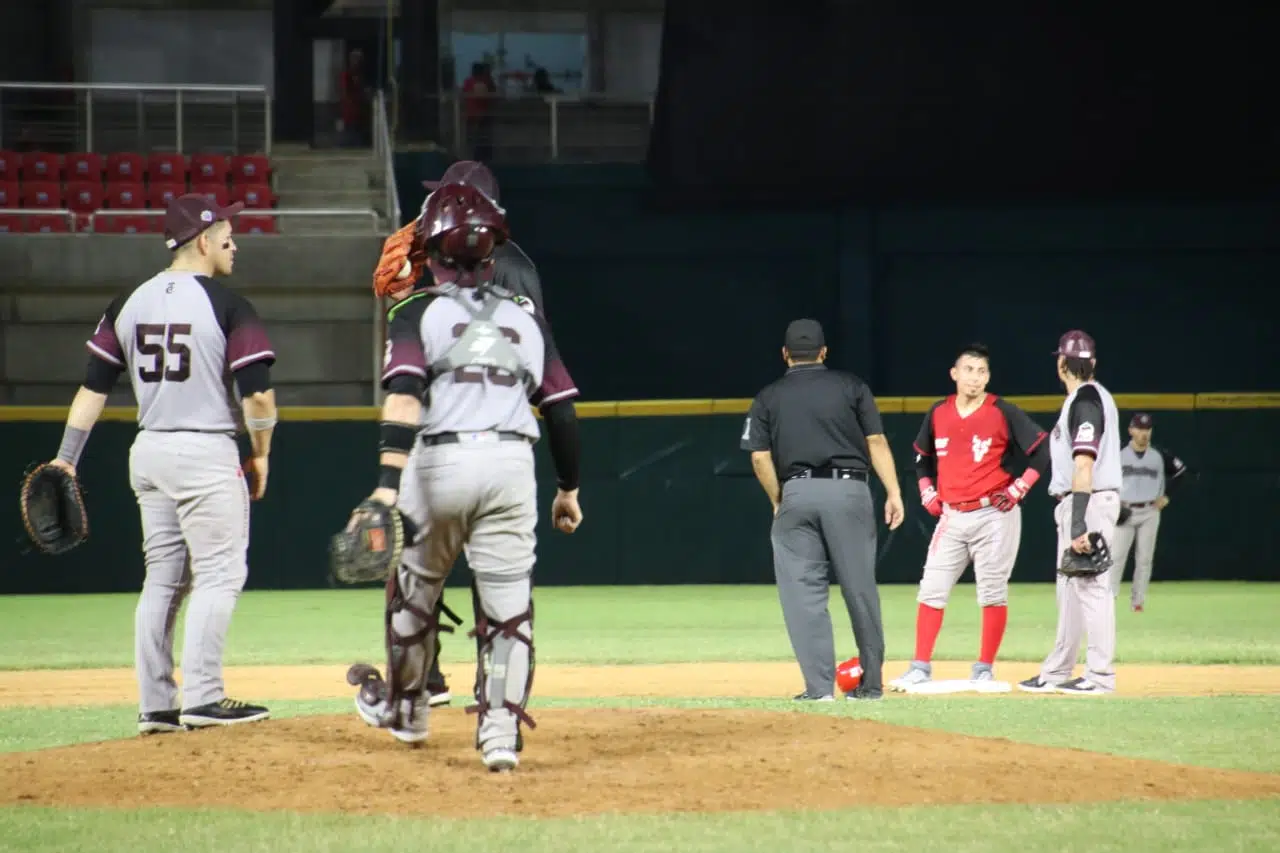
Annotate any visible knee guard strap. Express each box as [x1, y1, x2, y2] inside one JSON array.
[[465, 580, 536, 743], [383, 567, 454, 708]]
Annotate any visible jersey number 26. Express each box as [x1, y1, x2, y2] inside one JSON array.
[[135, 323, 192, 383]]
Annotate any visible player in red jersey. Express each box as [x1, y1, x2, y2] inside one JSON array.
[[889, 343, 1051, 692]]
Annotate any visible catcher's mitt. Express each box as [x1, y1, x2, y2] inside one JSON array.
[[329, 498, 407, 585], [19, 462, 89, 555], [373, 219, 427, 299], [1058, 532, 1113, 577]]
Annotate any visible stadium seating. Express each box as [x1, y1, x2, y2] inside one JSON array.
[[1, 150, 277, 234]]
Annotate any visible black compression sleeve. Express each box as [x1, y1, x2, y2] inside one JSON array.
[[542, 400, 581, 490], [83, 355, 123, 394], [386, 374, 426, 399], [233, 361, 272, 396]]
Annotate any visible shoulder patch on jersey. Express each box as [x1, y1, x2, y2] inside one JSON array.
[[1074, 422, 1095, 443], [512, 294, 537, 315]]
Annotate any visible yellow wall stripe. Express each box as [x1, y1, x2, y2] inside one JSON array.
[[0, 392, 1272, 422]]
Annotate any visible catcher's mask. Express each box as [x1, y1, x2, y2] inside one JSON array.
[[416, 182, 508, 274]]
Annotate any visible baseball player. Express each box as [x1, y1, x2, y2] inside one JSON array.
[[1019, 330, 1122, 695], [1109, 413, 1187, 611], [50, 194, 277, 733], [890, 343, 1050, 691], [371, 160, 566, 706], [348, 183, 582, 772]]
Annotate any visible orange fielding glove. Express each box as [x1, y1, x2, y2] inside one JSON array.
[[372, 218, 428, 299]]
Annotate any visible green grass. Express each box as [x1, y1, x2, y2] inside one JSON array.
[[1, 800, 1278, 853], [1, 581, 1277, 670]]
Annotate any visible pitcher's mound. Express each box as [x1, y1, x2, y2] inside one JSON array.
[[3, 708, 1279, 817]]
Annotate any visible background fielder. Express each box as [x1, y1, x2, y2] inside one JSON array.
[[1109, 413, 1187, 611], [56, 194, 278, 733], [1020, 330, 1122, 696], [891, 343, 1049, 692]]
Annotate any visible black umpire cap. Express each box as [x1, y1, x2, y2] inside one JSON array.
[[164, 193, 243, 250], [785, 319, 826, 358]]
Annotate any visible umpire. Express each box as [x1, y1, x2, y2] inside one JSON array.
[[740, 319, 905, 701]]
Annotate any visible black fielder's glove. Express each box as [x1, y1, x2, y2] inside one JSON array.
[[19, 462, 89, 556], [1117, 505, 1133, 525], [1058, 532, 1113, 577], [328, 497, 409, 585]]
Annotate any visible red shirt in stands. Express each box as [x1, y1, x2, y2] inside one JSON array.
[[913, 394, 1047, 505]]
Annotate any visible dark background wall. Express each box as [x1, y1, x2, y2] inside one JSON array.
[[397, 159, 1280, 402], [3, 406, 1275, 595]]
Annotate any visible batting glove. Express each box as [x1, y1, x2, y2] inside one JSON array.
[[991, 476, 1032, 512], [919, 479, 942, 518]]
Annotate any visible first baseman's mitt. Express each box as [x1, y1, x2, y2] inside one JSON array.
[[1058, 532, 1113, 577], [372, 219, 427, 299], [329, 498, 407, 585], [19, 462, 89, 555], [1116, 505, 1133, 525]]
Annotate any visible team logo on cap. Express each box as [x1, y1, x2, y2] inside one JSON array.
[[200, 210, 214, 223]]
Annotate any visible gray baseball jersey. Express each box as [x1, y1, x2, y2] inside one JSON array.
[[86, 271, 276, 431], [1120, 444, 1185, 504], [1047, 381, 1122, 495]]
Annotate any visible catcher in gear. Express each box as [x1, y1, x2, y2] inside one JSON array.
[[20, 461, 89, 555], [369, 161, 569, 707], [347, 182, 582, 771]]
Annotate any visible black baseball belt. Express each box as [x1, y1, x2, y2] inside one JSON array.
[[421, 430, 531, 447], [784, 467, 868, 483], [1050, 488, 1119, 501], [1125, 500, 1156, 509]]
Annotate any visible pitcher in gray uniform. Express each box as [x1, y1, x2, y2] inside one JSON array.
[[1019, 330, 1123, 696], [50, 194, 278, 733], [346, 183, 582, 772], [1109, 413, 1187, 611]]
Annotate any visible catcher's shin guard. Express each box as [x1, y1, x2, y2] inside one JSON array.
[[466, 577, 536, 753], [380, 564, 453, 723]]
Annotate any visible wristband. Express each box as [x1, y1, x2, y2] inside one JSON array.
[[1070, 491, 1090, 539], [56, 425, 90, 466], [377, 464, 403, 491], [1018, 468, 1040, 490]]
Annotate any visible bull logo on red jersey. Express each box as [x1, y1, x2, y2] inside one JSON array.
[[971, 435, 992, 463]]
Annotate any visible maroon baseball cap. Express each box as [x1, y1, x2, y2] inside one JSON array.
[[1053, 329, 1096, 360], [1130, 413, 1153, 429], [422, 160, 499, 203], [164, 193, 243, 250]]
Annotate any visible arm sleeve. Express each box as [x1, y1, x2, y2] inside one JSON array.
[[381, 298, 429, 390], [1066, 386, 1105, 459], [1160, 447, 1188, 494], [542, 399, 581, 490], [224, 292, 276, 372], [998, 399, 1051, 475], [529, 313, 579, 409], [83, 353, 124, 394], [85, 295, 126, 369], [853, 380, 885, 437], [913, 405, 938, 479], [739, 396, 771, 452]]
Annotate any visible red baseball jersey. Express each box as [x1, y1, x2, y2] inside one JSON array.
[[913, 394, 1047, 504]]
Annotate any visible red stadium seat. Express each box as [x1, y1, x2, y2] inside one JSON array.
[[65, 152, 104, 181], [0, 150, 17, 181], [21, 181, 63, 209], [237, 215, 277, 234], [0, 181, 18, 209], [105, 181, 147, 209], [190, 153, 229, 184], [66, 181, 105, 216], [191, 182, 229, 206], [147, 153, 188, 184], [94, 213, 155, 234], [148, 182, 185, 209], [231, 154, 271, 184], [0, 214, 23, 233], [21, 151, 62, 181], [106, 152, 146, 183], [231, 182, 276, 209], [25, 214, 71, 233]]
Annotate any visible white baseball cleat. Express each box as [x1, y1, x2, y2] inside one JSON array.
[[968, 663, 1012, 693], [355, 693, 430, 744], [888, 662, 931, 692], [483, 747, 519, 773]]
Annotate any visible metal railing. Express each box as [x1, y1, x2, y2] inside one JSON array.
[[424, 92, 655, 164], [0, 208, 380, 234], [370, 89, 401, 406], [0, 82, 272, 155]]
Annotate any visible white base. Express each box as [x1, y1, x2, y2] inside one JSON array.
[[902, 678, 1012, 695]]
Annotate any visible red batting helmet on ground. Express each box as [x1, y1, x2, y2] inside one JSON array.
[[415, 182, 508, 269], [836, 657, 862, 693]]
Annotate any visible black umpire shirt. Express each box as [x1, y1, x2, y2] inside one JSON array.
[[739, 363, 884, 480]]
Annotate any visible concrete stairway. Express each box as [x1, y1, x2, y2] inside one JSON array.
[[269, 145, 392, 236]]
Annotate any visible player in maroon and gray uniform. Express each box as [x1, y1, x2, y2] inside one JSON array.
[[890, 344, 1050, 692], [347, 183, 581, 772], [49, 195, 277, 734]]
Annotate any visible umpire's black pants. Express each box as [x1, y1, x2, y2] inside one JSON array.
[[770, 476, 884, 695]]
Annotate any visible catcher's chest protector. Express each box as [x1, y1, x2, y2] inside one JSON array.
[[427, 286, 533, 390]]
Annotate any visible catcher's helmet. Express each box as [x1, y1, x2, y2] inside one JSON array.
[[416, 182, 507, 269]]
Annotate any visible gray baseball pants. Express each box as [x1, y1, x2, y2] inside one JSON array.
[[770, 476, 883, 696], [129, 431, 251, 713], [1108, 504, 1161, 608]]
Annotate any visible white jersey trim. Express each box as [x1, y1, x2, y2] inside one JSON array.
[[540, 387, 579, 405], [87, 341, 124, 367], [384, 364, 428, 380], [229, 349, 275, 371]]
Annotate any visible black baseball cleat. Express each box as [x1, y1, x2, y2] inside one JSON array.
[[179, 698, 271, 728], [845, 686, 884, 701], [138, 709, 186, 735], [792, 692, 835, 702]]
